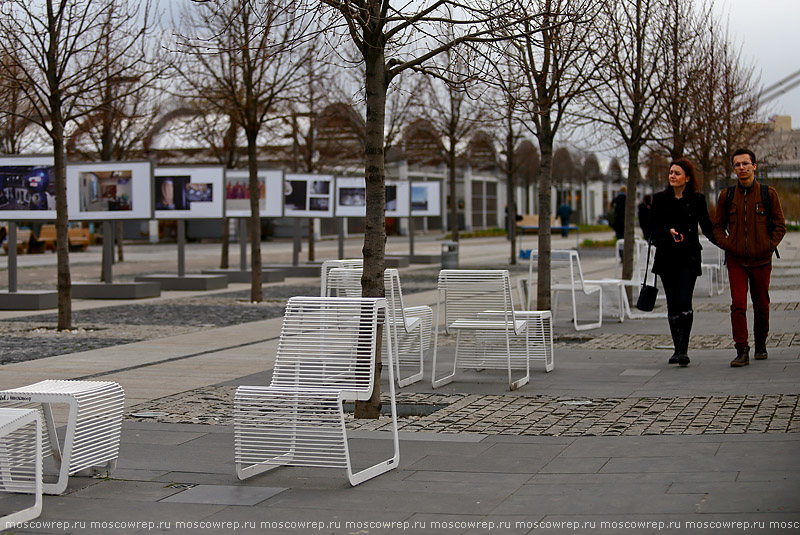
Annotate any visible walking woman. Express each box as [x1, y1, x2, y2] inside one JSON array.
[[650, 158, 718, 366]]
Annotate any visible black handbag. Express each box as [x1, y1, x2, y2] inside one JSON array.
[[636, 238, 659, 312]]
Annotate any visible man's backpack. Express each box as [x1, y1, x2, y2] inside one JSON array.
[[723, 183, 779, 258]]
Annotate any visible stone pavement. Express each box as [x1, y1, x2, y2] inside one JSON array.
[[1, 232, 799, 534]]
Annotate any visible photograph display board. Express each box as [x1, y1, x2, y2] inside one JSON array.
[[335, 178, 410, 217], [225, 169, 283, 218], [68, 161, 153, 221], [411, 182, 441, 216], [154, 166, 224, 219], [0, 155, 57, 220], [283, 174, 334, 218]]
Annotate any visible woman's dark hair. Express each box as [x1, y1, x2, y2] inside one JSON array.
[[667, 158, 697, 195]]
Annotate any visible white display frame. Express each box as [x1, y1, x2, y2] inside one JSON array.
[[284, 173, 334, 218], [335, 178, 410, 218], [224, 169, 283, 218], [411, 181, 441, 216], [68, 161, 153, 221], [0, 155, 57, 221], [153, 166, 224, 220]]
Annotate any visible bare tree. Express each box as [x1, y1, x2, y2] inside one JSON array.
[[0, 0, 154, 329], [587, 0, 668, 288], [316, 0, 538, 417], [176, 0, 313, 302], [656, 0, 705, 160], [716, 31, 765, 195], [0, 44, 37, 154], [65, 1, 167, 265], [418, 49, 487, 242], [514, 138, 540, 214], [474, 49, 526, 263], [493, 0, 601, 309]]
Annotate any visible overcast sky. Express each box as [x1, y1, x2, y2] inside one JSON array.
[[712, 0, 800, 127]]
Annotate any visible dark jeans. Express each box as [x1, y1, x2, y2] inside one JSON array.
[[727, 257, 772, 347], [659, 264, 698, 317]]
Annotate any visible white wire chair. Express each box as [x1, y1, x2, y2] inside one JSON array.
[[320, 259, 363, 297], [0, 380, 124, 495], [0, 408, 42, 529], [432, 269, 552, 391], [698, 237, 725, 296], [521, 250, 604, 331], [326, 267, 431, 387], [234, 297, 399, 486]]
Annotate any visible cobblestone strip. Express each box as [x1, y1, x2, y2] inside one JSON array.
[[126, 387, 800, 436], [576, 333, 799, 350]]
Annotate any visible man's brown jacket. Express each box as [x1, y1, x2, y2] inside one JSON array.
[[713, 180, 786, 267]]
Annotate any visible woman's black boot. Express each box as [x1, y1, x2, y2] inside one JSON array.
[[677, 311, 693, 367], [667, 315, 681, 364]]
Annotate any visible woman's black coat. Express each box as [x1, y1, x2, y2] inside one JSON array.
[[650, 189, 717, 276]]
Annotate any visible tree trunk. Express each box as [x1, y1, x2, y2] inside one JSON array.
[[622, 148, 641, 286], [220, 216, 229, 269], [52, 119, 72, 330], [506, 125, 517, 265], [247, 129, 263, 302], [448, 145, 459, 241], [354, 40, 387, 420], [116, 221, 124, 262], [536, 139, 553, 310]]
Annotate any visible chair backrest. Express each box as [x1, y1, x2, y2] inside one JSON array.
[[326, 267, 408, 329], [438, 270, 515, 330], [269, 297, 387, 400], [529, 249, 586, 286], [320, 259, 363, 296], [699, 237, 721, 267]]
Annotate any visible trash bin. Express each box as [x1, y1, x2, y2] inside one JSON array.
[[441, 241, 459, 269]]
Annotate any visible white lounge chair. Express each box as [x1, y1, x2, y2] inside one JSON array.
[[0, 380, 124, 495], [0, 408, 43, 529], [326, 267, 431, 387], [320, 259, 363, 297], [234, 297, 399, 486], [432, 269, 552, 390], [522, 250, 604, 331]]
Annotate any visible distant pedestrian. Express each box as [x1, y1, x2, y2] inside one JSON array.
[[609, 186, 626, 239], [713, 148, 786, 368], [650, 159, 717, 367], [638, 194, 652, 239], [557, 202, 572, 237]]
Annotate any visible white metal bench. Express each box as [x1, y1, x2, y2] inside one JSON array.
[[432, 269, 550, 390], [0, 380, 124, 495], [320, 259, 363, 297], [234, 296, 399, 486], [326, 267, 431, 387], [0, 408, 42, 530]]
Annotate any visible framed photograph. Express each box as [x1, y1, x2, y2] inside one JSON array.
[[335, 178, 410, 217], [0, 155, 57, 220], [154, 166, 224, 219], [68, 161, 153, 221], [284, 173, 334, 218], [411, 182, 441, 216], [224, 169, 283, 218]]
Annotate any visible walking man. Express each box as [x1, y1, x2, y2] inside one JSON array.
[[713, 148, 786, 367]]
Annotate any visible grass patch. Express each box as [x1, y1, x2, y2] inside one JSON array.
[[446, 228, 507, 239], [580, 238, 616, 248]]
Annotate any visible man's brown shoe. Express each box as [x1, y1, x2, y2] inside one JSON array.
[[754, 341, 768, 360], [731, 346, 750, 367]]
